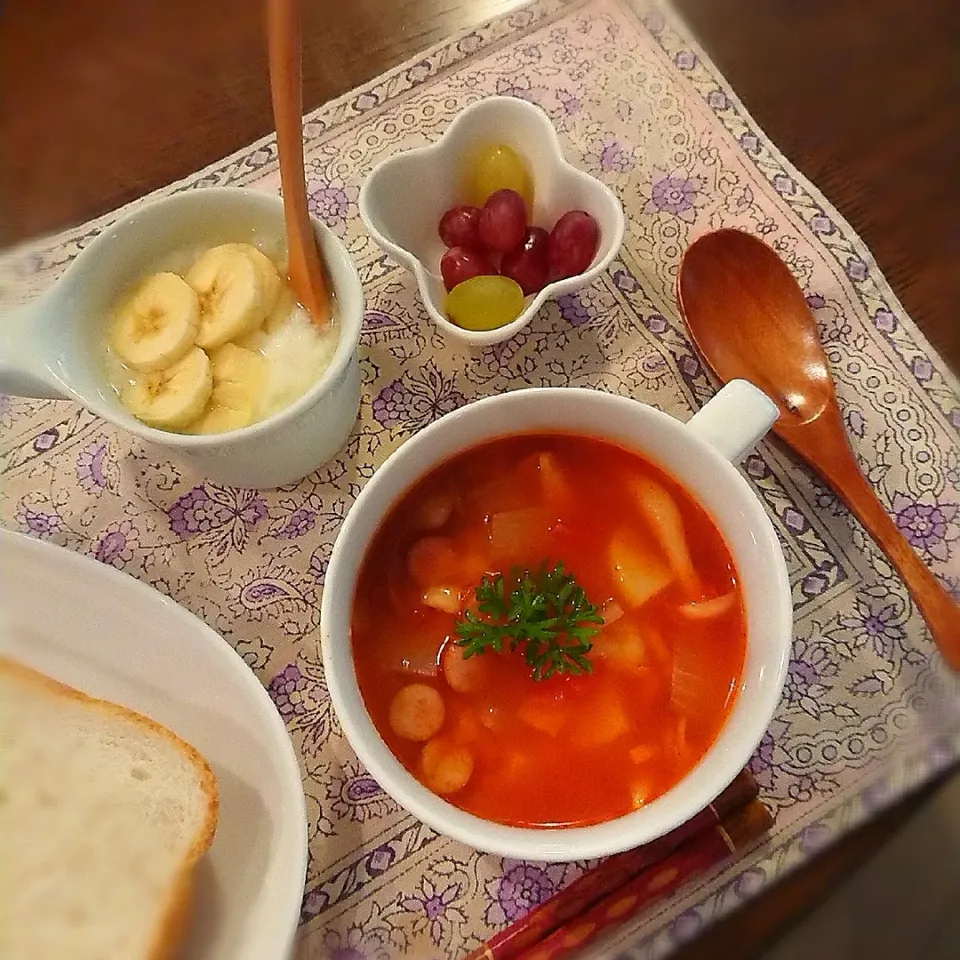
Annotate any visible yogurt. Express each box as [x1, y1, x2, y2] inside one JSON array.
[[254, 302, 339, 421]]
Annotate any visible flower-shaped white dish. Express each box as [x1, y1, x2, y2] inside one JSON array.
[[359, 96, 625, 346]]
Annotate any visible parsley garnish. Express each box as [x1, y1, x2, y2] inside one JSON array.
[[455, 562, 603, 681]]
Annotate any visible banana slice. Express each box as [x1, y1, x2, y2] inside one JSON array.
[[121, 346, 213, 431], [229, 243, 282, 316], [187, 343, 266, 435], [109, 272, 200, 372], [234, 328, 267, 353], [187, 245, 267, 349], [263, 283, 296, 335]]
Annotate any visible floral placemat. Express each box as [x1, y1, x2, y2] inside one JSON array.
[[1, 1, 959, 957]]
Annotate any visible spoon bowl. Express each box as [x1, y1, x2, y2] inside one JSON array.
[[678, 228, 960, 670], [678, 229, 833, 427]]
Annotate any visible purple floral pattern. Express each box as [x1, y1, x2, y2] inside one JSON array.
[[400, 877, 467, 948], [267, 662, 307, 721], [1, 2, 958, 956], [167, 484, 268, 560], [748, 718, 791, 794], [783, 638, 840, 717], [92, 519, 138, 568], [265, 656, 334, 755], [644, 169, 704, 221], [371, 361, 466, 434], [15, 501, 62, 539], [556, 86, 582, 115], [76, 440, 115, 492], [589, 135, 637, 173], [837, 593, 908, 661], [327, 760, 398, 822], [305, 168, 359, 234], [484, 860, 579, 926], [891, 493, 958, 562], [273, 507, 318, 539], [557, 292, 591, 327], [320, 901, 405, 960]]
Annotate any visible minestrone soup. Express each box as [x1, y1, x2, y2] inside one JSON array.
[[351, 433, 746, 828]]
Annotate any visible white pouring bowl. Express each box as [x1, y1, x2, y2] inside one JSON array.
[[359, 96, 626, 346], [321, 380, 792, 861], [0, 188, 363, 489]]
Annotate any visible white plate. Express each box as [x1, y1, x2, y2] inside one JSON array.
[[0, 529, 307, 960]]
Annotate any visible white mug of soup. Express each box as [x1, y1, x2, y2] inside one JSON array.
[[0, 188, 363, 489], [321, 381, 792, 860]]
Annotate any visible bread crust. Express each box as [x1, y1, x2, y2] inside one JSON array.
[[0, 656, 220, 960]]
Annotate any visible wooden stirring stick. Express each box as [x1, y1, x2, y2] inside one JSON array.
[[266, 0, 331, 330]]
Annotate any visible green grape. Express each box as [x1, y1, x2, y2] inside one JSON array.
[[445, 275, 526, 332], [465, 143, 534, 212]]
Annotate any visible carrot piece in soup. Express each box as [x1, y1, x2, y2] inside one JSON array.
[[502, 749, 533, 780], [456, 523, 495, 584], [629, 476, 698, 592], [442, 642, 490, 693], [451, 707, 482, 743], [538, 451, 571, 504], [608, 527, 673, 609], [472, 473, 537, 516], [629, 743, 658, 764], [421, 738, 474, 794], [389, 683, 445, 741], [518, 450, 572, 509], [460, 552, 492, 584], [408, 536, 460, 586], [572, 691, 630, 748], [517, 694, 568, 737], [489, 507, 548, 566], [478, 702, 507, 732]]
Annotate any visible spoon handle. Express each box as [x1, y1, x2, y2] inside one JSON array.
[[266, 0, 331, 330], [777, 410, 960, 671]]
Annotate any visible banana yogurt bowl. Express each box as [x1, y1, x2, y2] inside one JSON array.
[[106, 241, 338, 434]]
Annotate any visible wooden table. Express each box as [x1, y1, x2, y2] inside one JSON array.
[[2, 1, 957, 956]]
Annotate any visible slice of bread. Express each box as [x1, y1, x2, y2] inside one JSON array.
[[0, 657, 219, 960]]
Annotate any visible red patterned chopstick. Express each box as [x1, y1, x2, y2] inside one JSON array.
[[464, 770, 761, 960], [514, 799, 773, 960]]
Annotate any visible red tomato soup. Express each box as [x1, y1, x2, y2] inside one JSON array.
[[351, 434, 746, 828]]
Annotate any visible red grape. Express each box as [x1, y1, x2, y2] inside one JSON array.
[[478, 189, 527, 253], [438, 205, 482, 248], [547, 210, 600, 280], [440, 246, 495, 291], [500, 227, 549, 295]]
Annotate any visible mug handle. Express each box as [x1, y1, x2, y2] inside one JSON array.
[[0, 294, 68, 400], [685, 379, 779, 463]]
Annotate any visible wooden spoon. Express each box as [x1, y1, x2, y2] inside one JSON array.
[[677, 228, 960, 670], [266, 0, 331, 329]]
